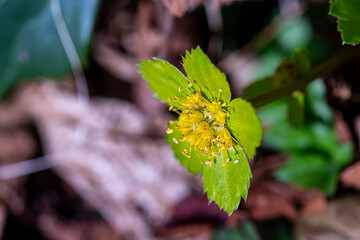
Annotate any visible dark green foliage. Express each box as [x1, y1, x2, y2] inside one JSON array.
[[212, 221, 261, 240], [259, 80, 353, 195], [330, 0, 360, 45], [0, 0, 100, 97]]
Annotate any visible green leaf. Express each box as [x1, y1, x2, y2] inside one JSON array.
[[276, 152, 338, 194], [306, 80, 334, 123], [246, 48, 310, 101], [330, 0, 360, 45], [227, 98, 263, 159], [212, 221, 260, 240], [257, 99, 288, 127], [243, 77, 275, 99], [202, 147, 252, 215], [254, 52, 284, 80], [288, 91, 305, 128], [273, 60, 296, 88], [332, 142, 353, 168], [138, 59, 192, 108], [182, 47, 231, 103], [310, 123, 338, 152], [292, 49, 311, 74], [0, 0, 100, 98], [166, 124, 204, 174], [139, 49, 263, 215], [263, 123, 314, 151], [277, 17, 313, 53], [275, 140, 353, 195]]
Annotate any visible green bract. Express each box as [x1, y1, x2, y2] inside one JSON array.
[[138, 47, 263, 214]]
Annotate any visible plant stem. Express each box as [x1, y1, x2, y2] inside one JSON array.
[[248, 47, 360, 108]]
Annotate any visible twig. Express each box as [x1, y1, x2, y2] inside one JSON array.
[[50, 0, 89, 103], [249, 47, 360, 108], [0, 155, 57, 181]]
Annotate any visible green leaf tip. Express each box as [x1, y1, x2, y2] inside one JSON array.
[[137, 58, 192, 108], [182, 47, 231, 103], [137, 47, 263, 215], [202, 148, 252, 215]]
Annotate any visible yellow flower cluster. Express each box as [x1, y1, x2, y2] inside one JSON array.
[[166, 87, 235, 165]]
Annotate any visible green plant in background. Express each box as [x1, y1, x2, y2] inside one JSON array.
[[1, 0, 359, 219], [242, 0, 358, 194], [212, 221, 261, 240], [330, 0, 360, 45], [0, 0, 100, 97], [138, 32, 358, 213], [258, 80, 353, 195], [245, 49, 310, 127], [138, 47, 263, 214], [243, 8, 354, 194]]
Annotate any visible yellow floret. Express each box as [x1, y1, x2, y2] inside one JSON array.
[[214, 111, 227, 125], [169, 92, 235, 160], [206, 101, 222, 114], [179, 92, 205, 109], [218, 128, 234, 152]]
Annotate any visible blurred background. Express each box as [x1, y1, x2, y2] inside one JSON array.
[[1, 0, 360, 239]]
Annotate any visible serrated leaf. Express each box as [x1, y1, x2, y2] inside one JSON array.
[[202, 148, 251, 215], [139, 48, 264, 215], [0, 0, 100, 98], [288, 91, 305, 127], [166, 124, 204, 174], [227, 98, 263, 159], [330, 0, 360, 45], [182, 47, 231, 103], [138, 59, 192, 108]]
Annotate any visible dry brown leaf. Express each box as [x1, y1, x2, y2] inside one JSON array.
[[244, 154, 326, 221], [0, 127, 37, 238], [300, 191, 326, 214], [334, 112, 353, 143], [156, 223, 213, 240], [158, 0, 203, 18], [39, 214, 118, 240], [158, 0, 237, 18], [245, 181, 298, 221], [340, 162, 360, 191], [296, 195, 360, 240], [0, 81, 201, 239]]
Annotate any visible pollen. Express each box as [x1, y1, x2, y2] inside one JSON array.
[[182, 150, 191, 158], [179, 92, 205, 109], [166, 90, 236, 162]]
